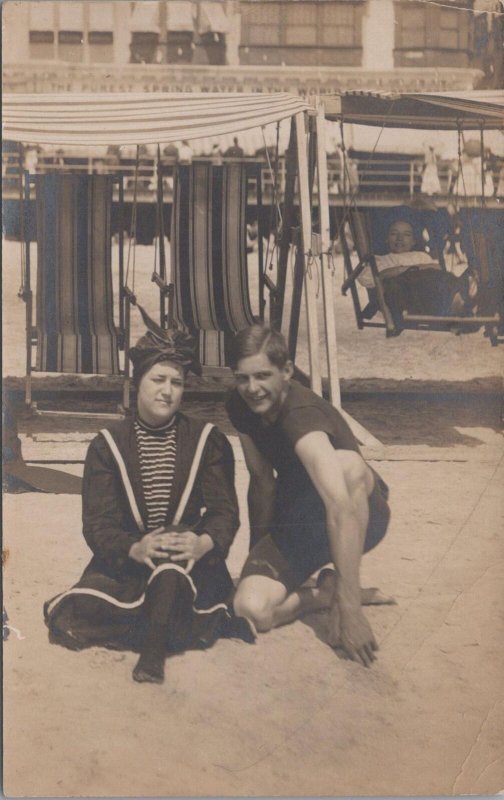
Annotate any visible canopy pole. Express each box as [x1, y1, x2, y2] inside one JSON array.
[[480, 124, 487, 209], [278, 119, 298, 340], [315, 103, 341, 408], [315, 105, 382, 447], [295, 111, 322, 396]]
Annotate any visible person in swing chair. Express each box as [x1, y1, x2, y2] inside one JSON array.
[[357, 215, 479, 334], [226, 325, 394, 669], [44, 321, 255, 685]]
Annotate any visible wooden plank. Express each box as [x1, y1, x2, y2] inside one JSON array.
[[339, 407, 382, 448], [295, 111, 322, 396], [315, 104, 341, 408]]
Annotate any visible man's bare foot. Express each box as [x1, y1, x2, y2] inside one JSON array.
[[361, 587, 396, 606]]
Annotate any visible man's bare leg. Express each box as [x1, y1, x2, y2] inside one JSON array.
[[233, 572, 336, 633], [317, 567, 395, 607]]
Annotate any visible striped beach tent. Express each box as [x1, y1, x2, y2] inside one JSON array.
[[171, 163, 256, 367], [34, 173, 120, 375]]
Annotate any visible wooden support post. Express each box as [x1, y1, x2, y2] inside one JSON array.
[[24, 172, 32, 407], [315, 104, 341, 409], [122, 296, 131, 412], [275, 117, 297, 333], [256, 164, 265, 321], [295, 111, 322, 396], [118, 177, 125, 334]]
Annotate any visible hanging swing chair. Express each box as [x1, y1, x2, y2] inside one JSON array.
[[325, 90, 504, 344]]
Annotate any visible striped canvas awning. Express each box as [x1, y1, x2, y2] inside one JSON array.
[[198, 1, 230, 33], [166, 1, 194, 32], [129, 1, 161, 33], [3, 92, 310, 146], [324, 90, 504, 130]]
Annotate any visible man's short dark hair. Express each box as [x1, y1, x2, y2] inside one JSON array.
[[229, 325, 290, 370]]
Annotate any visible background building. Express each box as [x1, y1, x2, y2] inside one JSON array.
[[3, 0, 502, 95]]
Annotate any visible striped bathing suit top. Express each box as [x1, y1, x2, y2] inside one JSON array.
[[134, 416, 177, 530]]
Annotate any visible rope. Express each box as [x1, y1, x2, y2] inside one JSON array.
[[337, 101, 395, 237], [324, 247, 337, 278], [261, 124, 284, 273], [304, 249, 320, 298], [18, 146, 27, 296]]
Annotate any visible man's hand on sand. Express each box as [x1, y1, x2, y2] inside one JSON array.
[[333, 604, 379, 668]]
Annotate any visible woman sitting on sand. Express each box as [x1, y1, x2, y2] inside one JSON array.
[[44, 320, 254, 684], [358, 217, 477, 334]]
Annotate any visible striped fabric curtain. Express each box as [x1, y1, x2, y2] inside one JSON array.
[[35, 174, 120, 375], [171, 163, 256, 366]]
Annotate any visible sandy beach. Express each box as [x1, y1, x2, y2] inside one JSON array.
[[2, 236, 504, 797]]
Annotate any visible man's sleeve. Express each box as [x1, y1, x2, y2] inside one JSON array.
[[282, 404, 358, 452]]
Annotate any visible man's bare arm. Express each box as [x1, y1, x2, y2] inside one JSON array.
[[294, 431, 378, 667], [239, 433, 276, 549]]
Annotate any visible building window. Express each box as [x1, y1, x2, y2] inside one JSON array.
[[197, 31, 226, 64], [130, 32, 160, 63], [58, 30, 84, 62], [397, 6, 427, 48], [29, 1, 56, 59], [285, 4, 317, 46], [240, 1, 364, 66], [244, 2, 281, 46], [28, 1, 114, 62], [394, 0, 471, 66], [164, 31, 192, 63], [321, 2, 361, 47], [29, 30, 55, 59], [440, 9, 460, 49], [88, 3, 115, 62], [165, 1, 195, 63]]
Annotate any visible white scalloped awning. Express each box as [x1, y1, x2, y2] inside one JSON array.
[[3, 92, 310, 146]]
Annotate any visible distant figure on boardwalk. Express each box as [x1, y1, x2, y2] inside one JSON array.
[[210, 142, 223, 165], [420, 145, 441, 196], [177, 140, 193, 165], [45, 322, 254, 685], [226, 325, 393, 668], [225, 137, 245, 158]]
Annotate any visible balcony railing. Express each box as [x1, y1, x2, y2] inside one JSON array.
[[3, 151, 502, 203]]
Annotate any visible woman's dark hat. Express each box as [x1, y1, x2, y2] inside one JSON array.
[[129, 305, 202, 385]]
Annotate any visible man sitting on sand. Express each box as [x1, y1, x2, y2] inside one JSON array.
[[226, 325, 392, 667]]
